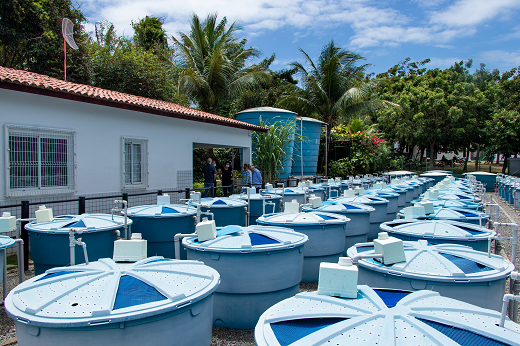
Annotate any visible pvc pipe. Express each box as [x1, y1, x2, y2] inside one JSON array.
[[174, 233, 197, 260], [2, 250, 6, 303], [351, 253, 383, 265], [15, 239, 24, 284], [499, 294, 520, 327], [114, 200, 128, 239]]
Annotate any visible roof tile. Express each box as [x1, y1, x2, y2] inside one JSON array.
[[0, 66, 267, 132]]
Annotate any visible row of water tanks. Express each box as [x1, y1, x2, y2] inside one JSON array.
[[3, 173, 519, 346]]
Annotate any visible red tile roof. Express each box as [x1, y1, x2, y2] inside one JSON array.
[[0, 66, 268, 132]]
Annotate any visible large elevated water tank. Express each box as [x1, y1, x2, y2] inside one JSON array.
[[291, 117, 325, 176], [347, 240, 514, 311], [183, 225, 307, 329], [235, 107, 297, 179], [25, 214, 129, 275], [5, 257, 220, 346]]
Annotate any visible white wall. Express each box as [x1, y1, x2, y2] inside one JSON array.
[[0, 89, 252, 201]]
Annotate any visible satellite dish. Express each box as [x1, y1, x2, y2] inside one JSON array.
[[62, 18, 79, 50]]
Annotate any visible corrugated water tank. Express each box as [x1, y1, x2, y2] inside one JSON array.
[[301, 202, 374, 250], [380, 219, 495, 252], [398, 206, 489, 225], [190, 197, 247, 227], [5, 257, 220, 346], [127, 204, 197, 260], [329, 195, 389, 239], [254, 285, 520, 346], [256, 212, 349, 282], [183, 225, 307, 329], [25, 214, 129, 275], [347, 240, 514, 311], [229, 193, 281, 225]]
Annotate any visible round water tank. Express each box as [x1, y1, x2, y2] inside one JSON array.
[[380, 219, 495, 251], [255, 285, 520, 346], [25, 214, 130, 275], [257, 212, 349, 282], [411, 198, 482, 210], [189, 197, 247, 227], [183, 225, 307, 329], [229, 193, 282, 225], [301, 202, 374, 250], [127, 204, 197, 260], [5, 257, 220, 346], [398, 206, 489, 225], [347, 240, 514, 311], [0, 235, 15, 286]]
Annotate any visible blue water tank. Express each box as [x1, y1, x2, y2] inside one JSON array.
[[301, 202, 374, 250], [262, 188, 307, 204], [328, 195, 389, 239], [291, 117, 324, 176], [257, 212, 349, 282], [255, 285, 520, 346], [347, 240, 514, 311], [183, 225, 307, 329], [0, 236, 15, 286], [420, 171, 452, 184], [364, 189, 400, 221], [398, 206, 489, 225], [229, 193, 282, 225], [235, 107, 297, 179], [5, 257, 220, 346], [126, 204, 197, 260], [189, 197, 247, 227], [25, 214, 129, 275], [411, 198, 482, 210], [380, 219, 495, 251]]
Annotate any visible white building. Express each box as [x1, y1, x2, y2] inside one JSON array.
[[0, 67, 264, 206]]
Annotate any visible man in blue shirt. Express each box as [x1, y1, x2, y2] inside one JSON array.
[[202, 158, 217, 198], [251, 165, 262, 193]]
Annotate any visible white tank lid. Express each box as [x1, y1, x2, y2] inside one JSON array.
[[257, 212, 350, 226], [25, 214, 132, 233], [127, 204, 197, 217], [302, 202, 375, 214], [330, 196, 389, 205], [347, 240, 513, 282], [255, 286, 520, 346], [5, 257, 220, 327], [380, 219, 495, 240]]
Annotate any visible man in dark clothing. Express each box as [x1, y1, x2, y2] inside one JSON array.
[[202, 158, 217, 198], [221, 161, 234, 197]]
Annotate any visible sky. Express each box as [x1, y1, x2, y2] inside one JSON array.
[[78, 0, 520, 76]]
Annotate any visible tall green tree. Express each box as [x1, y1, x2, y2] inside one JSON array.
[[280, 40, 399, 162], [173, 13, 271, 114], [0, 0, 90, 83], [89, 21, 184, 103], [132, 16, 169, 57]]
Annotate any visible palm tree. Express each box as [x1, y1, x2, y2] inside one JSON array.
[[173, 13, 271, 114], [280, 40, 399, 168]]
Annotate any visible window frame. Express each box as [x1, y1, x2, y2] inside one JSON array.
[[5, 124, 76, 198], [121, 137, 148, 190]]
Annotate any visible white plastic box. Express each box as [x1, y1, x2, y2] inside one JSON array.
[[317, 257, 358, 298], [373, 232, 406, 265], [285, 200, 300, 213], [157, 194, 170, 205], [0, 212, 16, 233], [417, 201, 434, 214], [113, 233, 147, 262], [309, 195, 322, 208], [35, 205, 53, 223], [197, 218, 217, 242], [403, 206, 426, 219], [343, 189, 356, 197], [354, 187, 365, 195]]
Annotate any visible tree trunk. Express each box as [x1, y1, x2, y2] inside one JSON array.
[[496, 154, 500, 164], [474, 143, 480, 172], [463, 147, 469, 172], [429, 140, 436, 171], [503, 154, 509, 174]]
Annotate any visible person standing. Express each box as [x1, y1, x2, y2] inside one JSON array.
[[251, 164, 263, 193], [241, 163, 252, 193], [202, 158, 216, 198], [221, 161, 234, 197]]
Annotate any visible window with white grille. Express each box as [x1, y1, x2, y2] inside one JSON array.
[[5, 125, 75, 197], [122, 137, 148, 189]]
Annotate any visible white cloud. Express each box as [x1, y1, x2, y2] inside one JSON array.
[[429, 0, 520, 27], [479, 50, 520, 66]]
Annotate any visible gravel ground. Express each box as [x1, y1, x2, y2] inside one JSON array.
[[0, 192, 518, 345]]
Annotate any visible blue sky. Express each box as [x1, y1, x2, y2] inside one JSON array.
[[79, 0, 520, 76]]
